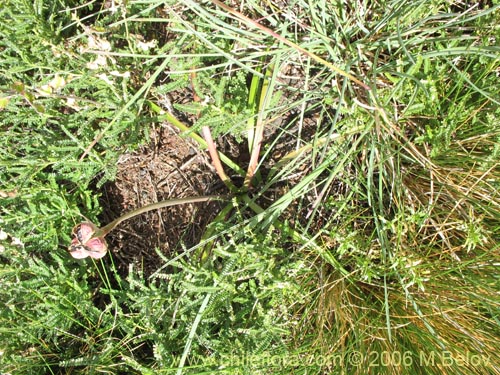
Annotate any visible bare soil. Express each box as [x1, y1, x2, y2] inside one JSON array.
[[98, 123, 225, 276], [96, 60, 330, 277]]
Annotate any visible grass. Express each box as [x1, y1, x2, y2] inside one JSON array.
[[1, 0, 499, 374]]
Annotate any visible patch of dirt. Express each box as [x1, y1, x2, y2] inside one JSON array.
[[96, 58, 337, 278], [99, 124, 225, 276]]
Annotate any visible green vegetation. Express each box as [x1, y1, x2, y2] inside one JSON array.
[[1, 0, 499, 374]]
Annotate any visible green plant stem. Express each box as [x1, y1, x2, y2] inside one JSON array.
[[97, 196, 225, 236], [244, 59, 274, 188]]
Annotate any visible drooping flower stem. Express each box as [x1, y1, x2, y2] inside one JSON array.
[[96, 195, 224, 237], [69, 195, 226, 259]]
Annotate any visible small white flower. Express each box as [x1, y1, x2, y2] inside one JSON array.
[[66, 97, 83, 111], [87, 34, 111, 51], [97, 73, 113, 85], [87, 55, 108, 70], [11, 237, 23, 247], [110, 70, 131, 78], [137, 39, 157, 51]]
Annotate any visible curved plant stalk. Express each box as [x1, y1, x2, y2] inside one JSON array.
[[201, 126, 238, 193], [186, 68, 237, 193], [69, 195, 224, 259]]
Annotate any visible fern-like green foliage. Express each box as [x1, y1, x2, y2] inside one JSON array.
[[0, 0, 154, 257], [0, 252, 104, 374], [0, 3, 157, 371], [192, 72, 251, 139], [121, 224, 302, 372], [2, 0, 499, 374]]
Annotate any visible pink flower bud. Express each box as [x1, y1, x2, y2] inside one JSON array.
[[69, 222, 108, 259]]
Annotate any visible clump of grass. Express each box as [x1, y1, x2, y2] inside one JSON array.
[[279, 1, 500, 374]]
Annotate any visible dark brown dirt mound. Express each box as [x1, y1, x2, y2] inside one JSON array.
[[99, 124, 225, 276]]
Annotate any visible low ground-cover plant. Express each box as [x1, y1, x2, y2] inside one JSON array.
[[1, 0, 499, 374]]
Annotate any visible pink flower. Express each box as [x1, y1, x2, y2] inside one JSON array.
[[69, 222, 108, 259]]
